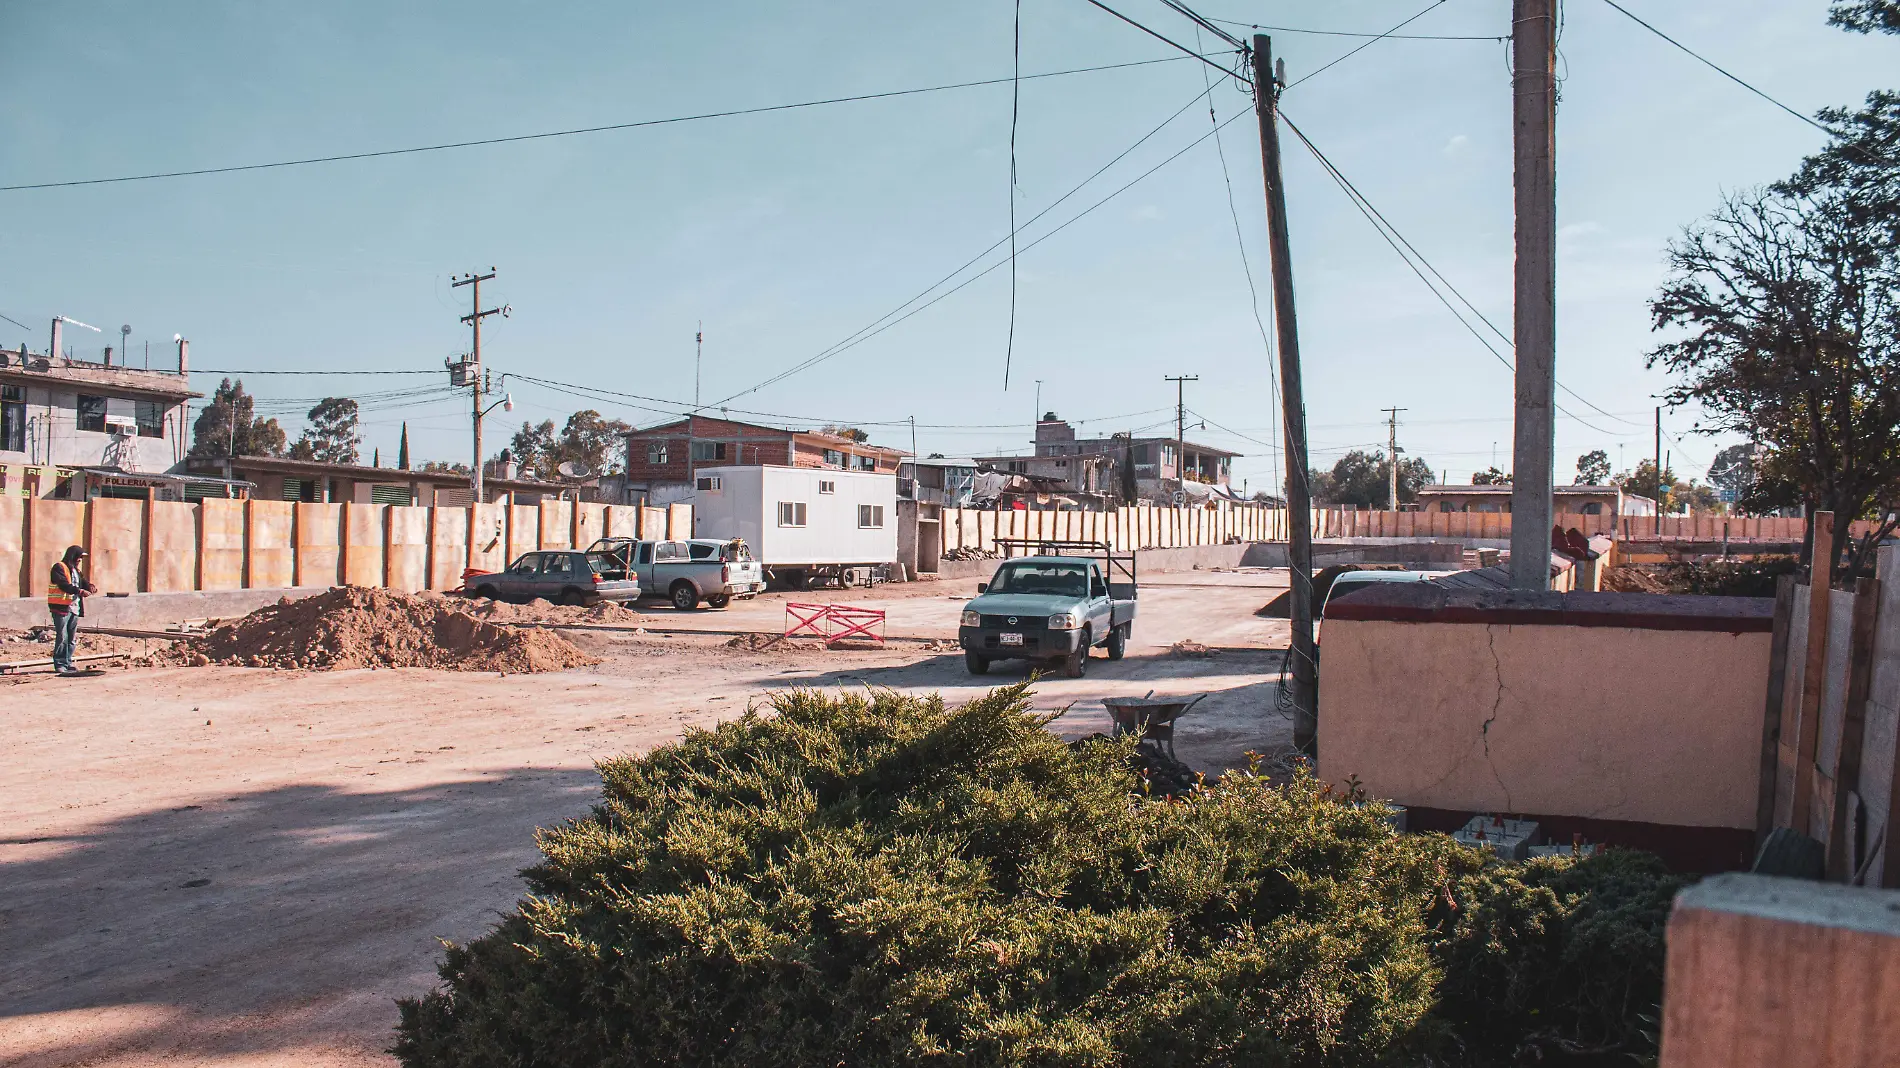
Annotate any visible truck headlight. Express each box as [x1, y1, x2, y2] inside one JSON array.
[[960, 610, 980, 627], [1048, 612, 1081, 630]]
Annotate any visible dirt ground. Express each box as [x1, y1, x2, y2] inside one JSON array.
[[0, 570, 1292, 1067]]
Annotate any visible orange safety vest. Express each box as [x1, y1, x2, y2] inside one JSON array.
[[47, 562, 79, 609]]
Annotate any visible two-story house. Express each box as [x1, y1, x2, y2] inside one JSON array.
[[618, 416, 909, 504], [977, 413, 1240, 503]]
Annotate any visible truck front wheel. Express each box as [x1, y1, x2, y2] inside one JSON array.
[[1060, 629, 1090, 678], [1106, 625, 1127, 660], [965, 652, 991, 675]]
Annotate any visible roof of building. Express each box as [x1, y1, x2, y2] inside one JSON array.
[[900, 456, 979, 468], [187, 453, 567, 492], [0, 351, 201, 400], [1418, 483, 1644, 498], [627, 417, 909, 455]]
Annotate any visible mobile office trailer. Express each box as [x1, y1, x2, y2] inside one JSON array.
[[689, 464, 897, 588]]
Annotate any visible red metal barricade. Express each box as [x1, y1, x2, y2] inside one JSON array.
[[784, 603, 886, 647]]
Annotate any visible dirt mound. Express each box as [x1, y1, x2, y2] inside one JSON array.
[[725, 632, 785, 652], [1602, 566, 1669, 594], [173, 586, 600, 672]]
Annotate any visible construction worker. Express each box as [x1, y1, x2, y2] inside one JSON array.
[[48, 545, 97, 676]]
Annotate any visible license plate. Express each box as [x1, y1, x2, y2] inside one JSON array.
[[999, 633, 1024, 646]]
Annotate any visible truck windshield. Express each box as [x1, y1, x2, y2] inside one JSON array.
[[989, 562, 1088, 596]]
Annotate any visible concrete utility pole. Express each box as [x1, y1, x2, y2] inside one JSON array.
[[1654, 405, 1664, 535], [1508, 0, 1558, 591], [1251, 34, 1318, 752], [1165, 374, 1199, 494], [453, 270, 503, 504], [1382, 407, 1406, 510], [689, 325, 703, 489]]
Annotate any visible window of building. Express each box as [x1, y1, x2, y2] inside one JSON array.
[[646, 442, 669, 464], [819, 480, 836, 494], [135, 399, 167, 438], [691, 440, 726, 462], [822, 448, 844, 467], [76, 394, 107, 433], [1, 385, 23, 453], [695, 476, 722, 491], [853, 454, 876, 471], [370, 484, 413, 505], [777, 501, 808, 527], [282, 478, 307, 502], [858, 504, 884, 529]]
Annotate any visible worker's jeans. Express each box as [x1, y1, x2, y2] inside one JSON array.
[[50, 611, 78, 672]]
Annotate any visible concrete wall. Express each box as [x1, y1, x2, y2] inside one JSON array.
[[469, 503, 507, 574], [0, 497, 21, 596], [1318, 585, 1775, 871], [507, 504, 538, 564], [86, 497, 145, 593], [1660, 874, 1900, 1068], [428, 506, 469, 591], [198, 498, 245, 591], [295, 503, 342, 587], [385, 506, 429, 592], [343, 502, 386, 588], [247, 500, 295, 589], [538, 500, 572, 549], [147, 501, 197, 593]]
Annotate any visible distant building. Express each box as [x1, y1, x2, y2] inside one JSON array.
[[188, 454, 571, 507], [897, 457, 978, 507], [976, 413, 1240, 502], [620, 416, 908, 504], [1415, 484, 1658, 516], [1, 339, 205, 499]]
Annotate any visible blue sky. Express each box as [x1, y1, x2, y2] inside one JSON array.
[[2, 1, 1893, 492]]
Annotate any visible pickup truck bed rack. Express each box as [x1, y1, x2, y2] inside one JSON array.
[[993, 539, 1136, 601]]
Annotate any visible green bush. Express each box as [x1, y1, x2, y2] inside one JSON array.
[[1660, 555, 1797, 597], [394, 685, 1678, 1067]]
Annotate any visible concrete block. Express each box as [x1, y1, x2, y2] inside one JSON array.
[[87, 497, 145, 594], [1661, 874, 1900, 1068], [29, 499, 86, 601], [146, 501, 198, 593], [385, 506, 428, 592], [604, 505, 639, 539], [198, 498, 245, 591], [428, 506, 469, 590], [0, 496, 23, 598], [294, 503, 343, 587], [574, 502, 605, 548], [507, 504, 538, 564], [342, 502, 385, 587], [247, 500, 295, 589], [468, 504, 507, 574]]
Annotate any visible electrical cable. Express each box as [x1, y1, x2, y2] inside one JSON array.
[[1075, 0, 1250, 82], [0, 55, 1220, 192], [712, 85, 1241, 406], [1202, 14, 1503, 41], [0, 310, 31, 332], [1277, 110, 1625, 437], [197, 367, 441, 376], [1284, 0, 1452, 90]]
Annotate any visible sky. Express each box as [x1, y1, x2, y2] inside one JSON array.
[[2, 0, 1894, 494]]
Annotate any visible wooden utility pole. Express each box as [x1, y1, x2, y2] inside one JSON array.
[[1383, 407, 1406, 510], [1165, 374, 1199, 496], [1251, 35, 1317, 751], [1654, 406, 1664, 535], [1508, 0, 1557, 590], [454, 270, 502, 503]]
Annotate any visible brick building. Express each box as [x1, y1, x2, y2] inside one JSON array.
[[620, 416, 908, 503]]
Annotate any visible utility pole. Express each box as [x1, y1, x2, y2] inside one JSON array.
[[1382, 407, 1406, 510], [689, 325, 702, 489], [1251, 35, 1318, 752], [1033, 379, 1044, 452], [1508, 0, 1558, 590], [453, 269, 503, 503], [1165, 374, 1198, 494], [1654, 405, 1663, 535]]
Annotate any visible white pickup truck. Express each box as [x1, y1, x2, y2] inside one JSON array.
[[587, 537, 766, 610]]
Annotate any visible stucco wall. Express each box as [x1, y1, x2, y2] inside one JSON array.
[[342, 502, 385, 587], [385, 506, 429, 592], [295, 503, 342, 587], [146, 501, 197, 593], [468, 504, 507, 574], [247, 501, 295, 589], [428, 507, 469, 591], [87, 497, 144, 593], [0, 497, 23, 596], [1319, 591, 1773, 833]]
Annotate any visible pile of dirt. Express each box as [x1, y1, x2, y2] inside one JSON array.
[[172, 586, 600, 672], [1602, 565, 1670, 594], [461, 596, 646, 626], [1169, 639, 1217, 659], [725, 632, 784, 652]]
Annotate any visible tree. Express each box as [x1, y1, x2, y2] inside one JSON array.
[[1707, 443, 1756, 503], [1616, 460, 1678, 512], [399, 422, 411, 470], [1308, 449, 1433, 506], [818, 424, 870, 443], [287, 397, 361, 464], [1575, 450, 1611, 485], [1830, 0, 1900, 34], [419, 460, 471, 476], [557, 409, 633, 475], [507, 420, 560, 479], [1472, 467, 1511, 486], [1648, 185, 1900, 572], [189, 378, 286, 460]]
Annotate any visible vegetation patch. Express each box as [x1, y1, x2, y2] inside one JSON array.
[[394, 685, 1679, 1067]]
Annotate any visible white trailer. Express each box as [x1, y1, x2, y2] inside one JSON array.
[[689, 464, 898, 588]]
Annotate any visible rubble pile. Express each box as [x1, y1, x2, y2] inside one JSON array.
[[941, 546, 1001, 561], [173, 586, 600, 672], [1601, 565, 1670, 593]]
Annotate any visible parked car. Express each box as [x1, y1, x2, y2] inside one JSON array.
[[464, 549, 641, 606], [958, 541, 1137, 678], [1316, 570, 1437, 650], [587, 537, 767, 610]]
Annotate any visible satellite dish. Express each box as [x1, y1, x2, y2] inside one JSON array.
[[557, 460, 591, 480]]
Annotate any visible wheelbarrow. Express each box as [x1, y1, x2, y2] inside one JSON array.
[[1102, 692, 1207, 759]]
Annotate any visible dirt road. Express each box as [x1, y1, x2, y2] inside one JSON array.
[[1, 571, 1290, 1067]]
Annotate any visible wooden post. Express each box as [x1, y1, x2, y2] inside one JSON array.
[[1791, 511, 1836, 835], [1827, 577, 1882, 879], [1757, 574, 1796, 848]]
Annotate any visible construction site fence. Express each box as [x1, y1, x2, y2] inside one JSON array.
[[0, 496, 694, 599], [933, 503, 1850, 555]]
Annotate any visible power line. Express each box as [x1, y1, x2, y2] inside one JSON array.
[[1202, 14, 1505, 41], [1276, 111, 1627, 437], [0, 55, 1213, 193], [197, 368, 441, 375], [0, 310, 31, 332], [713, 84, 1242, 405], [1285, 0, 1454, 90], [1075, 0, 1250, 82]]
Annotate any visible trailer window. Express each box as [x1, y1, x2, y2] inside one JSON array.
[[777, 501, 807, 527], [818, 480, 835, 494], [857, 504, 884, 528]]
